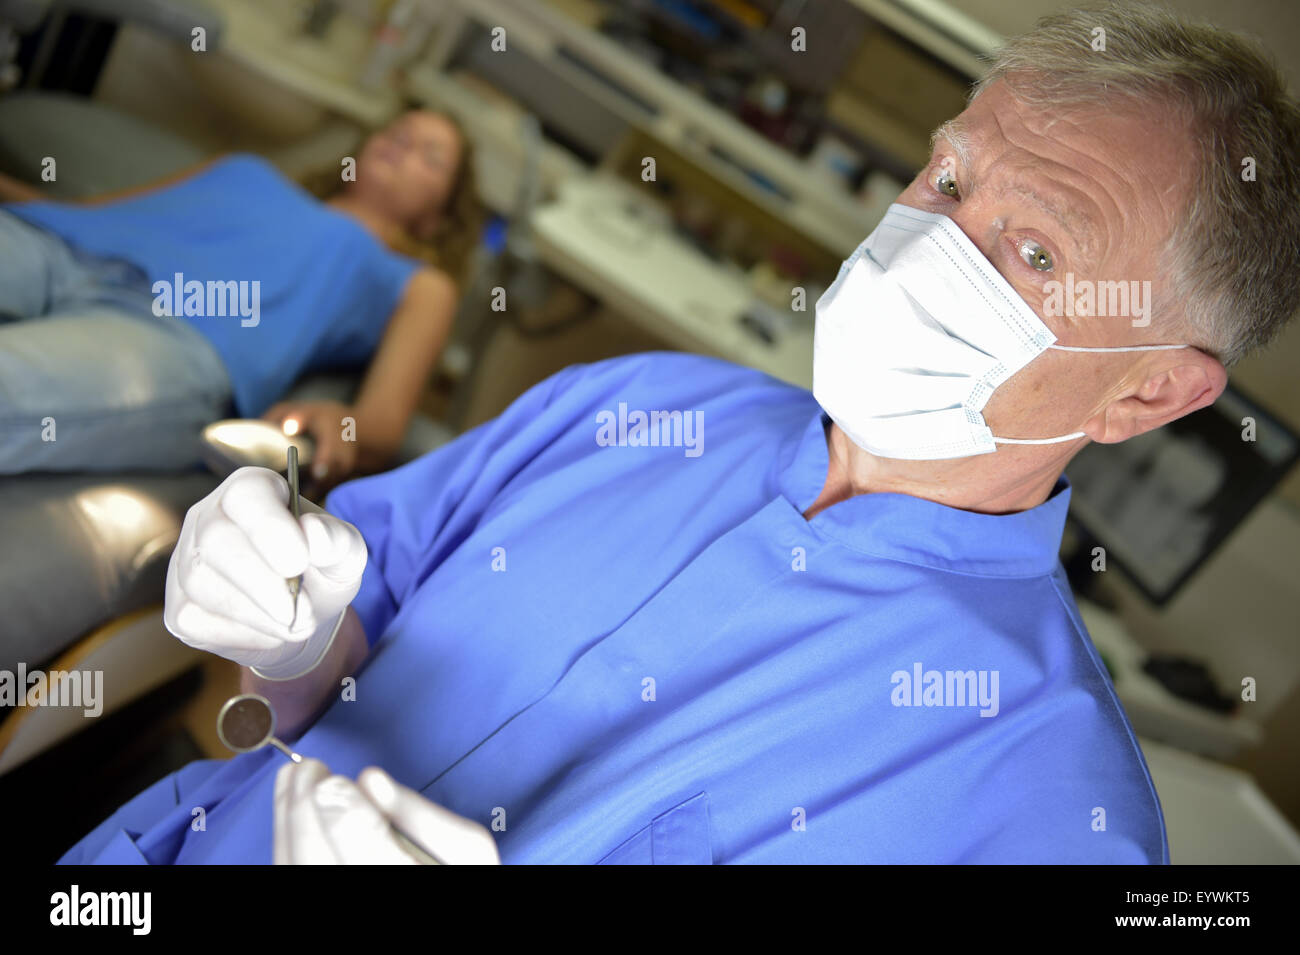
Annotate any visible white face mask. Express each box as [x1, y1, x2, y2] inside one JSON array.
[[812, 203, 1188, 460]]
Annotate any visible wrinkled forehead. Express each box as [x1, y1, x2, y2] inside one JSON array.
[[949, 79, 1196, 187], [937, 80, 1196, 264]]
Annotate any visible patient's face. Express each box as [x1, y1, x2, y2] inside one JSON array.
[[891, 78, 1197, 447], [356, 110, 464, 232]]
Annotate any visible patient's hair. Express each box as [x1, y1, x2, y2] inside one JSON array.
[[971, 1, 1300, 367], [299, 107, 485, 293]]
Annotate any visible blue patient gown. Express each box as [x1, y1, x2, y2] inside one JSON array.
[[8, 154, 422, 417], [59, 353, 1168, 864]]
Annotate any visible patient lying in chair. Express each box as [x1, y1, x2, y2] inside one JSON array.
[[0, 108, 477, 490]]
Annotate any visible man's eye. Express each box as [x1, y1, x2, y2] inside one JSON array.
[[935, 170, 959, 198], [1019, 239, 1054, 272]]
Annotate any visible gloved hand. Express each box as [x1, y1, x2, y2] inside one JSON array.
[[164, 466, 367, 680], [273, 759, 502, 865]]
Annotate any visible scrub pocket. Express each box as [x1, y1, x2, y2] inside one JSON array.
[[597, 792, 713, 865]]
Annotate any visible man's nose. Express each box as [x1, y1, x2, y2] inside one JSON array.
[[945, 201, 1005, 268]]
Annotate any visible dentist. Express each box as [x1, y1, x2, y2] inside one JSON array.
[[59, 3, 1300, 864]]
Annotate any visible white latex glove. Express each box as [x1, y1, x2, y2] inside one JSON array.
[[164, 466, 367, 680], [273, 759, 502, 865]]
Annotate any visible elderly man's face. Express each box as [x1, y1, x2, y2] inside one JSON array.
[[893, 78, 1200, 450]]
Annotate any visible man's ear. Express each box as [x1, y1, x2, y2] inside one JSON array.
[[1086, 350, 1228, 444]]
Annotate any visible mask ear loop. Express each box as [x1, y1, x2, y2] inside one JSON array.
[[991, 344, 1188, 444], [993, 433, 1087, 445], [1046, 344, 1189, 352]]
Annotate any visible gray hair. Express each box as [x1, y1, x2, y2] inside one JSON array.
[[971, 1, 1300, 367]]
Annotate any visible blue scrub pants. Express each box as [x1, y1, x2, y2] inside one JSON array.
[[0, 209, 232, 473]]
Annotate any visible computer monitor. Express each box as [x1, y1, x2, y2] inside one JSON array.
[[1063, 382, 1300, 606]]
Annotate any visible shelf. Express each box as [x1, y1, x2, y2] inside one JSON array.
[[842, 0, 999, 79], [438, 0, 888, 256]]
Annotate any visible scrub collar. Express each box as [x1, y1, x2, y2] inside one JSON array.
[[775, 405, 1072, 578]]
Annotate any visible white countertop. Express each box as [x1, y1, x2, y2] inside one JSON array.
[[531, 176, 813, 390], [1139, 736, 1300, 864]]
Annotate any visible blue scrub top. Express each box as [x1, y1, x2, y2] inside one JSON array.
[[58, 353, 1168, 864], [7, 155, 422, 416]]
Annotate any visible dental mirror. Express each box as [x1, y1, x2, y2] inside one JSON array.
[[217, 693, 303, 762], [215, 693, 444, 864]]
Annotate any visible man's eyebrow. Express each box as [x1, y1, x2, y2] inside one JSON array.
[[1012, 186, 1099, 265], [930, 119, 974, 172]]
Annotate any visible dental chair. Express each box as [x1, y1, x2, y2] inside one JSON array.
[[0, 0, 453, 777], [0, 0, 221, 193]]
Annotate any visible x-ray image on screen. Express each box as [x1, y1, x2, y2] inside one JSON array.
[[1065, 384, 1299, 605]]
